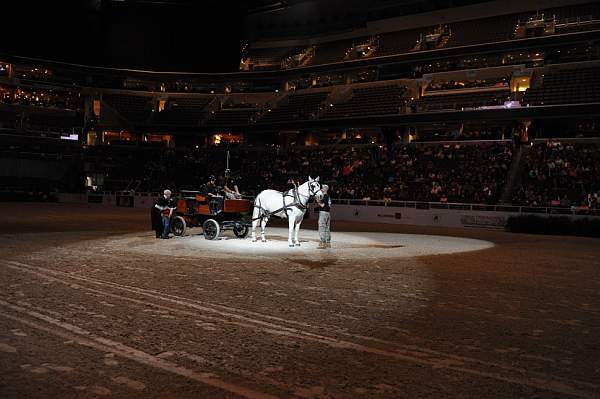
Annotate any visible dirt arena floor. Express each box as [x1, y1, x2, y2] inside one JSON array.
[[1, 203, 599, 399]]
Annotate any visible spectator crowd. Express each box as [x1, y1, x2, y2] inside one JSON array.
[[94, 141, 513, 205], [27, 137, 600, 211], [513, 141, 600, 209]]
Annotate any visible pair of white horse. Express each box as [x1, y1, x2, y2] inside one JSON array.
[[250, 177, 323, 247]]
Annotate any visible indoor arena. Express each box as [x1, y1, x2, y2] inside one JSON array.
[[1, 0, 600, 398]]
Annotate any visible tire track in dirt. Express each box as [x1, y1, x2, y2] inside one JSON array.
[[4, 260, 599, 399], [0, 299, 280, 399], [51, 236, 600, 321]]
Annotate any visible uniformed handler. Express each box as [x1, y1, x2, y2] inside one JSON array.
[[317, 184, 331, 249]]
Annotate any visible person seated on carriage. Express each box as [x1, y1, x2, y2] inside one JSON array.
[[224, 177, 242, 200], [203, 175, 219, 197], [203, 175, 224, 214]]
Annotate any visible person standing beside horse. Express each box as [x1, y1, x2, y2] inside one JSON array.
[[317, 184, 332, 249]]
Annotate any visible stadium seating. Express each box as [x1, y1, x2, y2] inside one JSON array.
[[0, 108, 20, 129], [321, 85, 408, 118], [205, 105, 260, 126], [1, 85, 83, 111], [448, 15, 518, 47], [414, 90, 511, 112], [153, 97, 213, 125], [240, 3, 600, 69], [243, 46, 303, 70], [425, 77, 509, 92], [307, 39, 359, 66], [74, 135, 600, 208], [3, 2, 600, 205], [103, 94, 154, 124], [549, 2, 600, 21], [388, 142, 513, 203], [377, 28, 422, 57], [26, 112, 82, 132], [513, 141, 600, 209], [98, 140, 513, 204], [258, 91, 330, 123], [523, 66, 600, 106]]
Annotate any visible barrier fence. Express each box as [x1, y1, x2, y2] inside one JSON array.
[[330, 199, 600, 217], [66, 191, 600, 218]]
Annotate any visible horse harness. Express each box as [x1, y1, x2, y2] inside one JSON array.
[[252, 184, 318, 223]]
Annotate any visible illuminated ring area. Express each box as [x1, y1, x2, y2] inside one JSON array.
[[123, 227, 494, 260]]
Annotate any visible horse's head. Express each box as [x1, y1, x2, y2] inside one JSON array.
[[307, 176, 324, 201]]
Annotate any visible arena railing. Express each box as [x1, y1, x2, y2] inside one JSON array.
[[330, 199, 600, 217], [89, 190, 600, 217]]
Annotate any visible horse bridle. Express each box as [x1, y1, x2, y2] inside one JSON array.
[[295, 180, 322, 202]]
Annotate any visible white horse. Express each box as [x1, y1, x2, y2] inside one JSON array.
[[251, 177, 323, 247]]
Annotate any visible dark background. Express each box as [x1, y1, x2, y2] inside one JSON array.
[[1, 0, 495, 72], [2, 0, 245, 72]]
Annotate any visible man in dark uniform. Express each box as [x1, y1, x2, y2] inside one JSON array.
[[317, 184, 332, 249], [150, 199, 162, 238], [154, 189, 176, 239], [203, 175, 218, 196], [224, 176, 242, 199], [203, 175, 223, 214]]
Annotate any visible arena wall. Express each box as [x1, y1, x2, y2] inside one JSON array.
[[57, 193, 598, 230], [322, 204, 510, 229], [321, 204, 598, 229], [0, 159, 70, 180]]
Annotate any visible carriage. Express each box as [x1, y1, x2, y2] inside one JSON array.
[[170, 190, 252, 240]]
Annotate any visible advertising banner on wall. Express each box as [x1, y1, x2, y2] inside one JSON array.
[[116, 195, 134, 207], [87, 194, 103, 204]]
